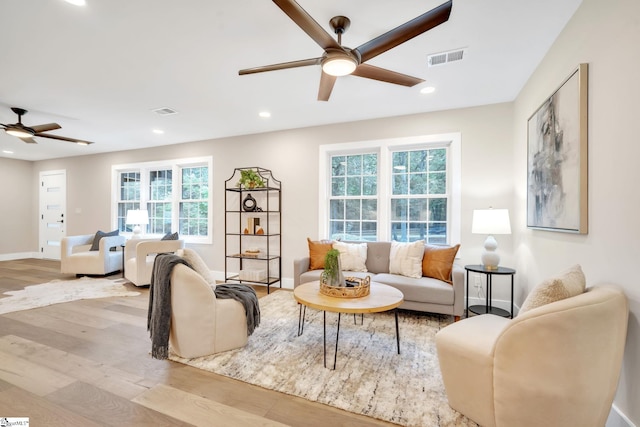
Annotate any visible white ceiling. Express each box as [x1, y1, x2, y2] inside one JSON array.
[[0, 0, 582, 161]]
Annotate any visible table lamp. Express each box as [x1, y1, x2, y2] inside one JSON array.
[[471, 208, 511, 269], [126, 209, 149, 239]]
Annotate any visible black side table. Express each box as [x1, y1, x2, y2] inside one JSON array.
[[465, 264, 515, 318]]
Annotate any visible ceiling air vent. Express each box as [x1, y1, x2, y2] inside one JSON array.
[[151, 107, 178, 116], [427, 48, 465, 67]]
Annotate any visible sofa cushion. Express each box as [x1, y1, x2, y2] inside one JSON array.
[[365, 241, 391, 274], [422, 244, 460, 284], [90, 229, 119, 251], [373, 273, 454, 305], [333, 241, 368, 272], [307, 238, 333, 270], [389, 240, 425, 279], [520, 264, 586, 313]]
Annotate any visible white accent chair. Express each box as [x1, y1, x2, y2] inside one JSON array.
[[169, 263, 248, 358], [61, 233, 125, 276], [435, 285, 628, 427], [124, 238, 184, 287]]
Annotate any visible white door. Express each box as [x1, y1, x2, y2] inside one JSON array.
[[39, 170, 67, 260]]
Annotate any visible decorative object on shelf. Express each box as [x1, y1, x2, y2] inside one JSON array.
[[126, 209, 149, 239], [242, 193, 258, 212], [247, 217, 260, 234], [527, 63, 588, 234], [320, 275, 371, 298], [320, 248, 345, 288], [472, 208, 511, 270], [237, 169, 265, 189]]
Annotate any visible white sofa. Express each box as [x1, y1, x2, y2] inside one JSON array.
[[435, 285, 628, 427], [293, 241, 464, 319], [124, 238, 184, 286], [61, 233, 125, 276]]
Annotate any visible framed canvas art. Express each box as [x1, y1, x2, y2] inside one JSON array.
[[527, 63, 588, 233]]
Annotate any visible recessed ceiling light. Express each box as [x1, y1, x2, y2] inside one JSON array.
[[2, 150, 14, 154], [152, 129, 165, 134], [259, 111, 271, 118], [420, 86, 436, 94], [64, 0, 86, 6]]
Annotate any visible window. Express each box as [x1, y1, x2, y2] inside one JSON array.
[[112, 157, 212, 243], [320, 134, 461, 244]]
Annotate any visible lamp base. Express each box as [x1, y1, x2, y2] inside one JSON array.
[[131, 225, 143, 239], [480, 235, 500, 269]]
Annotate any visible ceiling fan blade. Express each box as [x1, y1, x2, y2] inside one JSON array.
[[352, 63, 424, 87], [240, 57, 322, 75], [273, 0, 343, 51], [30, 123, 61, 133], [35, 133, 94, 145], [19, 136, 37, 144], [354, 0, 452, 63], [318, 72, 337, 101]]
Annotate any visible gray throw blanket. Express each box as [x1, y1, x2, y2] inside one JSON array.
[[213, 283, 260, 336], [147, 253, 192, 360]]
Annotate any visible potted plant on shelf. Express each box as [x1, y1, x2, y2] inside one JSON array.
[[237, 169, 266, 189]]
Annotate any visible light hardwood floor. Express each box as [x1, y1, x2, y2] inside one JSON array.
[[0, 258, 396, 427]]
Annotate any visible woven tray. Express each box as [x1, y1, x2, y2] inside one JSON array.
[[319, 276, 370, 298]]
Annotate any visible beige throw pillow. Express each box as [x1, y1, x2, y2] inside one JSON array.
[[389, 240, 425, 278], [519, 264, 586, 314], [332, 242, 368, 272], [177, 248, 216, 285]]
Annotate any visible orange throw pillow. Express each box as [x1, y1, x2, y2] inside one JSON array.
[[307, 238, 333, 270], [422, 244, 460, 284]]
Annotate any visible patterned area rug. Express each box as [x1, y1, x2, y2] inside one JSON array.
[[0, 277, 141, 315], [170, 291, 478, 427]]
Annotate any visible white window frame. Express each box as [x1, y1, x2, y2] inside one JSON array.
[[111, 156, 213, 244], [319, 133, 461, 244]]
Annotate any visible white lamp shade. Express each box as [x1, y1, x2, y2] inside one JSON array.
[[126, 209, 149, 225], [471, 209, 511, 235]]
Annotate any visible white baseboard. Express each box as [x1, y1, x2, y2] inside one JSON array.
[[607, 404, 636, 427], [0, 252, 41, 261]]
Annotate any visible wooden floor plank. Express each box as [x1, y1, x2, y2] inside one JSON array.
[[0, 349, 76, 396], [0, 335, 149, 400], [133, 384, 290, 427]]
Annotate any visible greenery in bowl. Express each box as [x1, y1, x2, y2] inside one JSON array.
[[237, 169, 265, 189]]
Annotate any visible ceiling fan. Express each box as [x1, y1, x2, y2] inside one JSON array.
[[0, 107, 94, 145], [239, 0, 453, 101]]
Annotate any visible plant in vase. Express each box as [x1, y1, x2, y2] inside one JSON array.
[[237, 169, 266, 189], [322, 248, 345, 287]]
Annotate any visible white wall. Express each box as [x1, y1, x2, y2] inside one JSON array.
[[0, 158, 35, 257], [513, 0, 639, 423]]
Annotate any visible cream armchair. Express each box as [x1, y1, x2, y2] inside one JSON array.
[[61, 233, 125, 276], [435, 285, 628, 427], [124, 238, 184, 286], [169, 263, 248, 358]]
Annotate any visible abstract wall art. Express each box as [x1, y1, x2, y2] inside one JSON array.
[[527, 63, 588, 233]]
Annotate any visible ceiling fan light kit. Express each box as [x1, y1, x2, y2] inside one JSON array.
[[239, 0, 453, 101]]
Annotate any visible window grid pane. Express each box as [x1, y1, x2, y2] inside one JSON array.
[[329, 153, 378, 241], [118, 172, 141, 232], [179, 166, 209, 237], [390, 148, 448, 243], [148, 169, 173, 234]]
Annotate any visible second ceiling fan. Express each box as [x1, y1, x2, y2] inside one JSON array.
[[239, 0, 453, 101]]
